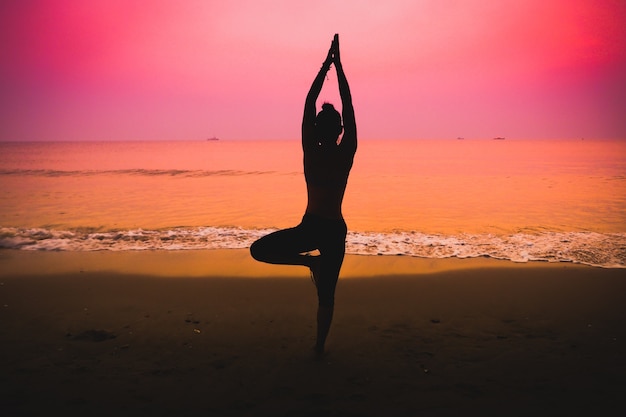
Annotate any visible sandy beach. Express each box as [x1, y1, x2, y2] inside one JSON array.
[[1, 250, 625, 416]]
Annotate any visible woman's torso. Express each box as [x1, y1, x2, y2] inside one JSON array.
[[304, 145, 354, 219]]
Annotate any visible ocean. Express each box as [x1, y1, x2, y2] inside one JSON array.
[[1, 139, 624, 268]]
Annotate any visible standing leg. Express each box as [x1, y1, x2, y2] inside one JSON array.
[[313, 221, 347, 357]]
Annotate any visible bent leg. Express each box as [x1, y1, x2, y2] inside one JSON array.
[[250, 226, 316, 267]]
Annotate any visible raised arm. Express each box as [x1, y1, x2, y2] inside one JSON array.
[[333, 35, 357, 153], [302, 39, 335, 150]]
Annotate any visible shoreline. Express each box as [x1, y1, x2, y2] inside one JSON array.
[[0, 248, 611, 279], [2, 227, 624, 269], [1, 250, 625, 415]]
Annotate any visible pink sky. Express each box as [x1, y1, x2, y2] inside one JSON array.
[[1, 0, 625, 141]]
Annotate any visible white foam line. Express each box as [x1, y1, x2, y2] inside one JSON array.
[[0, 226, 624, 268]]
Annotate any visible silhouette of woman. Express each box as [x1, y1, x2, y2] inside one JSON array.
[[250, 34, 357, 356]]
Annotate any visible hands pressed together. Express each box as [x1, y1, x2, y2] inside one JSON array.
[[322, 34, 341, 71]]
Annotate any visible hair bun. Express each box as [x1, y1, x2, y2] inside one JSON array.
[[321, 103, 336, 112]]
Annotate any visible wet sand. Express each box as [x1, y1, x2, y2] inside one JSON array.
[[1, 250, 625, 416]]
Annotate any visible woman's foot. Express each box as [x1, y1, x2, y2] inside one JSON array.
[[313, 345, 328, 360], [308, 256, 321, 288]]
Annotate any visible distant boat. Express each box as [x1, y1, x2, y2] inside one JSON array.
[[457, 137, 465, 140], [206, 137, 219, 141], [493, 137, 505, 140]]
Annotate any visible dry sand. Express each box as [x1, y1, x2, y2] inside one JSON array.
[[1, 250, 625, 416]]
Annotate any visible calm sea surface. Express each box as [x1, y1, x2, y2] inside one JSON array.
[[1, 139, 624, 267]]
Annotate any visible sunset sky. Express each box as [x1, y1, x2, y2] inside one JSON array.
[[1, 0, 625, 141]]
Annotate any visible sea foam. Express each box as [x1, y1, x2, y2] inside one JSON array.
[[1, 226, 624, 269]]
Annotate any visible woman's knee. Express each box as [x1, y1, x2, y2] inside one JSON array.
[[317, 284, 336, 307], [316, 272, 339, 307], [249, 239, 267, 262]]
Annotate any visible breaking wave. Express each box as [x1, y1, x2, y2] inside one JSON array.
[[0, 168, 293, 177], [1, 226, 624, 269]]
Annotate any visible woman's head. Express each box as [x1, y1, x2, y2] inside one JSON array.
[[315, 103, 343, 145]]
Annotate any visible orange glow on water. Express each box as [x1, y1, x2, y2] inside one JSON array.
[[1, 139, 624, 236]]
